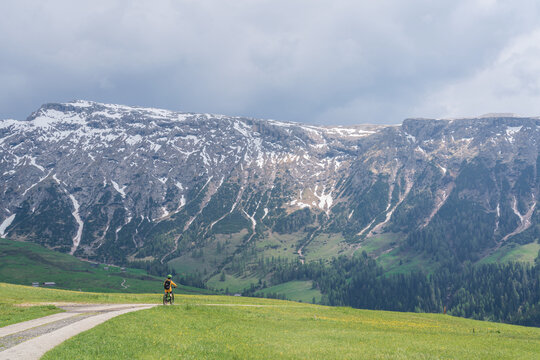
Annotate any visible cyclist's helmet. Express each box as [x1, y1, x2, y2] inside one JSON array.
[[167, 274, 172, 279]]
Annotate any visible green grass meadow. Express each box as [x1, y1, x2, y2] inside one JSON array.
[[44, 297, 540, 359], [1, 283, 539, 359], [206, 272, 260, 293], [0, 302, 62, 328], [303, 233, 349, 262], [255, 280, 322, 303], [479, 241, 540, 265]]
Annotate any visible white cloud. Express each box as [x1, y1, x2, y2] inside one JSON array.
[[414, 29, 540, 119]]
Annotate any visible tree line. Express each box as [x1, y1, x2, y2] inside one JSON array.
[[262, 251, 540, 327]]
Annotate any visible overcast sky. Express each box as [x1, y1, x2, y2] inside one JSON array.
[[1, 0, 540, 125]]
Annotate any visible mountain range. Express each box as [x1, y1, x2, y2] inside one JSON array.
[[1, 101, 539, 288]]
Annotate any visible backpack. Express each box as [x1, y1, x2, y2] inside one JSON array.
[[164, 279, 171, 290]]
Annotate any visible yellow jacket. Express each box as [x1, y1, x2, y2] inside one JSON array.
[[164, 279, 177, 293]]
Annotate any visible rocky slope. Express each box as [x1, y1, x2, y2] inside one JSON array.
[[1, 101, 538, 277]]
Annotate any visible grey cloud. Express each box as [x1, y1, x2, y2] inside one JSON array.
[[1, 0, 540, 124]]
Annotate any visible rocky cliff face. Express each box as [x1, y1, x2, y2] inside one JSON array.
[[1, 101, 538, 273]]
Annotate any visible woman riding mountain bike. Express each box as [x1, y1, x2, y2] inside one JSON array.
[[163, 274, 177, 305]]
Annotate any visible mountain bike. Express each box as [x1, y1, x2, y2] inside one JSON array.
[[163, 291, 174, 305]]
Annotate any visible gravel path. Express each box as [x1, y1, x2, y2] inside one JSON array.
[[0, 312, 77, 338], [120, 279, 128, 289], [0, 303, 156, 360]]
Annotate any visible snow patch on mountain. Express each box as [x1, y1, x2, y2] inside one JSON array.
[[178, 195, 186, 210], [125, 135, 142, 146], [324, 127, 375, 137], [0, 214, 16, 237], [68, 194, 84, 255], [22, 170, 53, 196], [506, 126, 523, 135], [27, 156, 45, 172], [502, 196, 537, 241], [314, 185, 333, 213], [505, 126, 522, 144], [111, 180, 127, 198], [291, 199, 311, 209]]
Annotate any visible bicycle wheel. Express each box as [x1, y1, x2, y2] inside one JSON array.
[[171, 293, 175, 305], [163, 294, 167, 305]]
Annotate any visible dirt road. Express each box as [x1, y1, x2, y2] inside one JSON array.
[[0, 303, 156, 360]]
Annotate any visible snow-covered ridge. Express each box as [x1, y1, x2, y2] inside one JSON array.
[[323, 127, 376, 137], [0, 101, 386, 148], [1, 100, 383, 230], [2, 100, 539, 263], [62, 100, 182, 120]]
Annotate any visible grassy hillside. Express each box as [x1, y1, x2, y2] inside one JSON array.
[[479, 241, 540, 264], [255, 280, 322, 303], [0, 238, 209, 295], [1, 283, 539, 359]]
